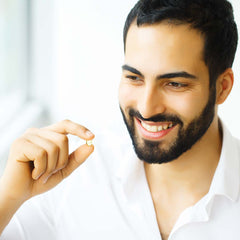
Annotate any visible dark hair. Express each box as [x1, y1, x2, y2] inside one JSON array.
[[123, 0, 238, 86]]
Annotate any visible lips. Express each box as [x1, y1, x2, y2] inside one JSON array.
[[135, 117, 176, 140]]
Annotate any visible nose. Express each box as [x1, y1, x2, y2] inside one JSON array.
[[137, 84, 166, 119]]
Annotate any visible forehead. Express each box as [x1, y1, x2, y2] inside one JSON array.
[[124, 22, 206, 75]]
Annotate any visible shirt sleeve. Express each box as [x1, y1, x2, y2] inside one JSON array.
[[0, 193, 56, 240]]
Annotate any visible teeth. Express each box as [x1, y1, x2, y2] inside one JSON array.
[[151, 126, 158, 132], [163, 124, 168, 130], [141, 122, 174, 132]]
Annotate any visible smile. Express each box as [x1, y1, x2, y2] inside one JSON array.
[[135, 118, 176, 140], [141, 121, 173, 132]]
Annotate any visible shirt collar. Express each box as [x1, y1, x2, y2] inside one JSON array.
[[207, 121, 240, 202]]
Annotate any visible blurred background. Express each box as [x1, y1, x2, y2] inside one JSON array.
[[0, 0, 239, 175]]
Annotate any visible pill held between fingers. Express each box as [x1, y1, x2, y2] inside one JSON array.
[[86, 140, 93, 146]]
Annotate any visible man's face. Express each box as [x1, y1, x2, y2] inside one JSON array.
[[119, 23, 216, 164]]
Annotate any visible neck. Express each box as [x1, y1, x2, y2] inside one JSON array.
[[144, 116, 222, 197]]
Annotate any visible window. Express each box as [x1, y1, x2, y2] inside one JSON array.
[[0, 0, 29, 130], [0, 0, 49, 175]]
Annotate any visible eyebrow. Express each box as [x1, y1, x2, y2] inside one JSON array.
[[122, 64, 197, 80]]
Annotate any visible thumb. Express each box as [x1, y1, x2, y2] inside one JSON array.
[[61, 144, 94, 179]]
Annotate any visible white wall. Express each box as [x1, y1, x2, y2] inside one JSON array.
[[50, 0, 136, 133], [32, 0, 240, 137]]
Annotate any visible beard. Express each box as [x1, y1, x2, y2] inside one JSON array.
[[120, 86, 216, 164]]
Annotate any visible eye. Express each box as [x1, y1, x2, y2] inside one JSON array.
[[167, 82, 187, 88], [124, 75, 144, 86], [125, 75, 142, 81]]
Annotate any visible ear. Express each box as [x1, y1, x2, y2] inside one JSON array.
[[216, 68, 234, 105]]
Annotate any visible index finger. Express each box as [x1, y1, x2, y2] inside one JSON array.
[[43, 119, 94, 140]]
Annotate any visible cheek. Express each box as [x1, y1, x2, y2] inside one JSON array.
[[168, 91, 209, 122], [118, 81, 138, 109]]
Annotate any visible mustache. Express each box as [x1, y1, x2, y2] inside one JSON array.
[[128, 108, 183, 125]]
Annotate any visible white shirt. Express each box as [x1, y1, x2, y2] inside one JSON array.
[[1, 122, 240, 240]]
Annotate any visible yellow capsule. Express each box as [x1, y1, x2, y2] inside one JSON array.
[[86, 140, 93, 146]]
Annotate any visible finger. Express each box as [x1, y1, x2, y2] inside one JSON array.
[[26, 129, 69, 172], [16, 138, 47, 180], [60, 144, 94, 179], [43, 119, 94, 140], [24, 134, 59, 180]]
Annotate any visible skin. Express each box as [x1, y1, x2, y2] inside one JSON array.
[[0, 120, 94, 234], [119, 22, 233, 239]]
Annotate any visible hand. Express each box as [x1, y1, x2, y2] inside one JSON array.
[[0, 119, 94, 204]]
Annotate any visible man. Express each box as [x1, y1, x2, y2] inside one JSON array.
[[0, 0, 239, 239]]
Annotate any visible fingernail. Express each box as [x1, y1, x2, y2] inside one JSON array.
[[35, 173, 42, 180], [86, 130, 94, 137], [43, 175, 50, 184]]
